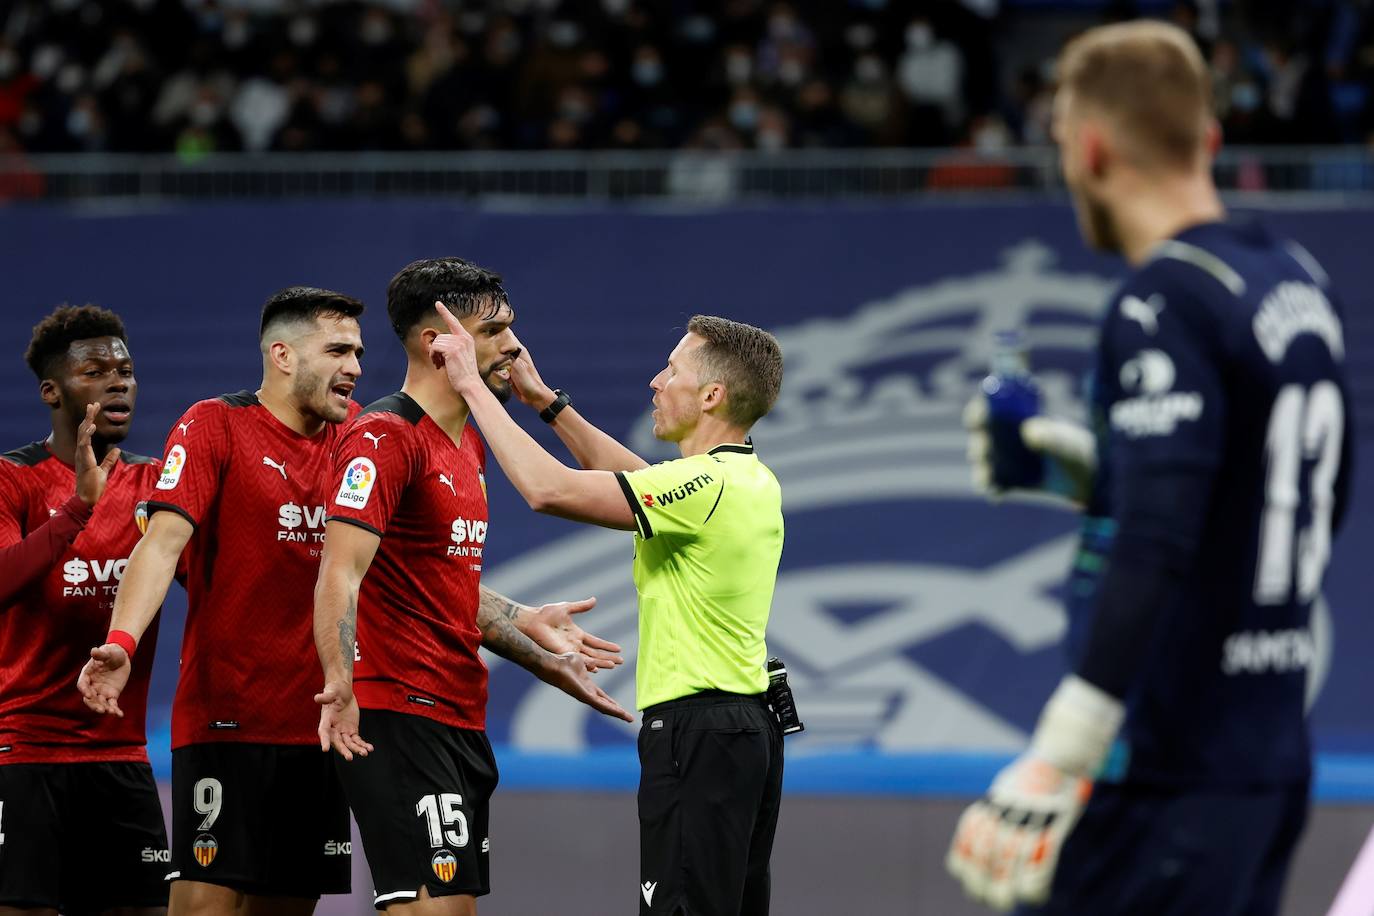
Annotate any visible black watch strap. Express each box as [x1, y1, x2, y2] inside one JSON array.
[[539, 389, 572, 423]]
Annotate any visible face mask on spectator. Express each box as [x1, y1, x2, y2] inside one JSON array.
[[1231, 82, 1261, 113], [32, 45, 63, 81], [726, 53, 752, 85], [757, 127, 786, 152], [633, 59, 663, 87], [67, 107, 92, 137], [973, 120, 1010, 152], [559, 95, 591, 123], [361, 15, 393, 46], [191, 99, 219, 127], [56, 63, 84, 95], [906, 24, 933, 50], [682, 16, 715, 43], [855, 56, 884, 85], [0, 50, 16, 80], [729, 100, 759, 131], [548, 21, 581, 48], [224, 18, 250, 50], [290, 17, 318, 47], [778, 58, 805, 86]]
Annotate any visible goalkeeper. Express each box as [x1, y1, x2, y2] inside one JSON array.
[[947, 20, 1355, 915]]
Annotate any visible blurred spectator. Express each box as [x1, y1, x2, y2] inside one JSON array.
[[0, 0, 1370, 156]]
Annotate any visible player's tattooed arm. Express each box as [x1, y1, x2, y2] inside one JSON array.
[[314, 520, 380, 686], [337, 592, 358, 677], [476, 587, 633, 722], [479, 586, 624, 671]]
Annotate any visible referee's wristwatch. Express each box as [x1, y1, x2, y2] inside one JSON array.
[[539, 389, 572, 424]]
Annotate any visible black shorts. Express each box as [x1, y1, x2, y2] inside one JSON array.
[[170, 743, 351, 898], [0, 760, 169, 910], [638, 691, 784, 916], [1016, 781, 1309, 916], [336, 709, 499, 910]]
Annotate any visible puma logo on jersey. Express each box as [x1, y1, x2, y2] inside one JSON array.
[[178, 419, 195, 435], [439, 473, 456, 496], [1120, 294, 1165, 335], [263, 456, 287, 480], [363, 432, 386, 449]]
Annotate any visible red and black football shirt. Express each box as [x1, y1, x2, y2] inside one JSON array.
[[145, 390, 361, 749], [326, 392, 489, 730], [0, 441, 161, 764]]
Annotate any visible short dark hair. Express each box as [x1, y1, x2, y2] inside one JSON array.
[[686, 315, 783, 428], [386, 258, 509, 342], [25, 304, 128, 381], [260, 286, 365, 340]]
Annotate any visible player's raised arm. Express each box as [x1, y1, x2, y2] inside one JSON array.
[[431, 302, 638, 529], [507, 342, 649, 473], [474, 585, 632, 722], [479, 585, 623, 671], [313, 519, 380, 760], [78, 510, 191, 717]]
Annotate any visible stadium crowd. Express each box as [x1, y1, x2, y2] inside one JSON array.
[[1, 0, 1373, 159]]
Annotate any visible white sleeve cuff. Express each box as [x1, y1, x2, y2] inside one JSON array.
[[1028, 674, 1126, 778]]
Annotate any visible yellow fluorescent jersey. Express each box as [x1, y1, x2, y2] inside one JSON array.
[[615, 442, 784, 710]]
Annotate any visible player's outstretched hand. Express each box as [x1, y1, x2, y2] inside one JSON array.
[[945, 753, 1090, 910], [963, 396, 1096, 506], [539, 652, 633, 722], [508, 345, 556, 411], [77, 643, 131, 716], [74, 402, 121, 507], [315, 681, 374, 761], [429, 302, 482, 395], [523, 597, 624, 672]]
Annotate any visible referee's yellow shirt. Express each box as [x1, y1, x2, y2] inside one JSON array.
[[615, 442, 784, 710]]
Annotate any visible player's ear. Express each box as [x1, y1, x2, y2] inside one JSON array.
[[1204, 118, 1222, 157], [268, 340, 295, 375], [1083, 124, 1109, 180], [38, 378, 60, 409]]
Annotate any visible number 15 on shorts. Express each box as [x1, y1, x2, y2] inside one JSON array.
[[417, 793, 468, 848]]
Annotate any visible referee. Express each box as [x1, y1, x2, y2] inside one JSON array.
[[431, 306, 786, 916]]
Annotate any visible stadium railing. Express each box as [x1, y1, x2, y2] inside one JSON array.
[[3, 146, 1373, 201]]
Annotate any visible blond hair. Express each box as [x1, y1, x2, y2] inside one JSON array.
[[686, 315, 783, 428], [1057, 20, 1212, 169]]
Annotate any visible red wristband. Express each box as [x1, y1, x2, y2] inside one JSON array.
[[106, 629, 137, 659]]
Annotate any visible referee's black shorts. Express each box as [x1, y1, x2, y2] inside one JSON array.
[[637, 690, 784, 916]]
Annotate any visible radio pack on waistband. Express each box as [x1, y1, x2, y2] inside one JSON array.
[[765, 656, 805, 736]]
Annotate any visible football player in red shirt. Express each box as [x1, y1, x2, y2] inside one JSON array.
[[0, 305, 169, 915], [314, 258, 631, 913], [80, 288, 622, 916]]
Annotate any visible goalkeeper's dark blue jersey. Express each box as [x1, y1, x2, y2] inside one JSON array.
[[1076, 220, 1354, 788]]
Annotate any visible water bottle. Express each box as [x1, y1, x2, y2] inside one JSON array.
[[765, 657, 804, 736], [982, 330, 1045, 490]]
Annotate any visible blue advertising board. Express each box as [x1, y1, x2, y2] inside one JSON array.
[[1, 198, 1369, 797]]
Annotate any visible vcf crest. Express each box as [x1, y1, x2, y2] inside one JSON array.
[[432, 849, 458, 883], [192, 833, 218, 867]]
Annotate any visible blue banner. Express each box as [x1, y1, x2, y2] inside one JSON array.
[[2, 199, 1369, 796]]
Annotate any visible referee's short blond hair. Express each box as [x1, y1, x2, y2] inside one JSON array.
[[687, 315, 783, 428], [1057, 20, 1212, 170]]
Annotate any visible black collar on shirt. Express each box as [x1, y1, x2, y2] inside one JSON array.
[[707, 438, 754, 456]]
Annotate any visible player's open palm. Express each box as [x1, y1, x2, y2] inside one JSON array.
[[525, 597, 624, 672], [78, 643, 131, 716], [74, 402, 121, 507], [316, 681, 374, 761], [541, 652, 633, 722]]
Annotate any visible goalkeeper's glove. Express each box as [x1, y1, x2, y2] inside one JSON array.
[[963, 396, 1097, 507], [946, 675, 1125, 911]]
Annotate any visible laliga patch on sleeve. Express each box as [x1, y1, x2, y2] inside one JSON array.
[[335, 457, 377, 508], [156, 445, 187, 490]]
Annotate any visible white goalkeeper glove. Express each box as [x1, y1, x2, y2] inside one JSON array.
[[963, 396, 1097, 507], [946, 675, 1125, 911]]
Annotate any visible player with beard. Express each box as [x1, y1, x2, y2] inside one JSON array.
[[0, 305, 169, 914], [80, 287, 622, 915], [948, 21, 1355, 914], [314, 258, 632, 914]]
